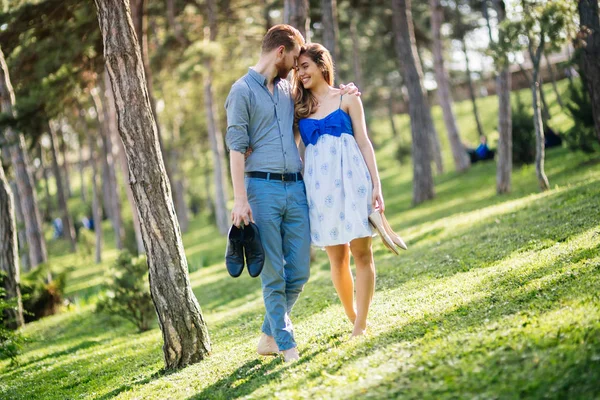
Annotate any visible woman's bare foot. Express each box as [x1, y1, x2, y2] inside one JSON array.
[[347, 311, 357, 325]]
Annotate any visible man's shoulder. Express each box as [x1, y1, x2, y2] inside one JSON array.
[[229, 75, 252, 95]]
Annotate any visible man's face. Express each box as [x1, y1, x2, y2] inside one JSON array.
[[275, 44, 301, 79]]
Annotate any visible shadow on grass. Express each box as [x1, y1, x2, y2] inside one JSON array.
[[95, 368, 172, 400]]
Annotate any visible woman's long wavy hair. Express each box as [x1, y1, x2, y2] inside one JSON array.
[[293, 43, 335, 122]]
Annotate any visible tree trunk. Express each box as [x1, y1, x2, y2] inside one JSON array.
[[0, 162, 24, 329], [544, 52, 564, 108], [321, 0, 339, 65], [89, 135, 103, 264], [578, 0, 600, 144], [48, 123, 77, 252], [10, 181, 29, 272], [284, 0, 310, 40], [205, 0, 230, 236], [388, 93, 399, 138], [263, 0, 274, 31], [430, 0, 469, 172], [530, 55, 550, 191], [391, 0, 435, 204], [92, 84, 124, 249], [0, 47, 48, 268], [41, 151, 52, 221], [77, 133, 87, 202], [461, 38, 485, 138], [94, 0, 211, 368], [491, 0, 512, 194], [59, 134, 72, 198], [518, 63, 551, 121], [166, 0, 188, 46], [425, 102, 444, 174]]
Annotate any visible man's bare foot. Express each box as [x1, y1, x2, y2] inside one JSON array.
[[257, 334, 279, 356], [281, 347, 299, 362]]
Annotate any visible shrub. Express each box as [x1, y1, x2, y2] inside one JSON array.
[[20, 264, 68, 323], [123, 220, 140, 257], [564, 81, 597, 153], [395, 141, 412, 165], [0, 284, 24, 365], [96, 251, 155, 332], [511, 97, 536, 165]]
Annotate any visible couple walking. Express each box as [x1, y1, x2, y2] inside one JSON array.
[[225, 24, 386, 362]]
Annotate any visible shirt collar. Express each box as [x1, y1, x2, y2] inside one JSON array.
[[248, 67, 281, 87]]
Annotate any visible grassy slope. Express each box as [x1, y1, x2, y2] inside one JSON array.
[[1, 81, 599, 399]]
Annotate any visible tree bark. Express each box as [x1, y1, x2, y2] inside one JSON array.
[[0, 162, 24, 329], [10, 181, 29, 272], [284, 0, 310, 40], [77, 133, 87, 202], [40, 146, 52, 221], [461, 38, 485, 138], [430, 0, 469, 172], [48, 123, 77, 252], [205, 0, 230, 236], [578, 0, 600, 144], [321, 0, 339, 65], [529, 44, 550, 191], [491, 0, 512, 194], [94, 0, 211, 369], [392, 0, 435, 204], [518, 62, 551, 121], [0, 47, 48, 268]]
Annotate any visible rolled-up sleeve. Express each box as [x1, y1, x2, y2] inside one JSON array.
[[225, 83, 250, 153]]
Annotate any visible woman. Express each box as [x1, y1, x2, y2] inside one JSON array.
[[293, 43, 383, 337]]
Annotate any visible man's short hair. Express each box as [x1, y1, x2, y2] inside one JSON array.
[[262, 24, 305, 53]]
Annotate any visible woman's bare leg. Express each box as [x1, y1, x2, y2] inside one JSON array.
[[349, 237, 375, 336], [326, 244, 356, 324]]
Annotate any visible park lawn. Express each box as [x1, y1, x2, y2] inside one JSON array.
[[1, 81, 600, 399]]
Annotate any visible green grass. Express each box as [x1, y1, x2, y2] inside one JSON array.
[[1, 80, 599, 399]]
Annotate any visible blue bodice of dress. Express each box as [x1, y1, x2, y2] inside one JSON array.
[[298, 108, 354, 147]]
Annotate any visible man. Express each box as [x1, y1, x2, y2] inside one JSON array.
[[225, 24, 357, 362]]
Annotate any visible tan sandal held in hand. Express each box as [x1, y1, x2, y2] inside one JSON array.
[[380, 213, 408, 250], [368, 211, 400, 255]]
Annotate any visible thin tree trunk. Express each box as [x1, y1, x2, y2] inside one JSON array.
[[544, 52, 564, 108], [529, 44, 550, 191], [205, 0, 230, 236], [493, 0, 513, 194], [388, 93, 399, 138], [59, 133, 72, 198], [284, 0, 310, 40], [321, 0, 339, 65], [78, 133, 87, 202], [166, 0, 188, 46], [461, 38, 485, 138], [48, 123, 77, 252], [518, 63, 550, 121], [94, 0, 211, 369], [89, 135, 103, 264], [349, 7, 363, 93], [425, 102, 444, 174], [0, 162, 24, 329], [10, 181, 29, 272], [92, 84, 124, 249], [264, 0, 274, 31], [392, 0, 435, 204], [578, 0, 600, 144], [430, 0, 469, 172], [41, 149, 52, 221], [0, 47, 47, 268]]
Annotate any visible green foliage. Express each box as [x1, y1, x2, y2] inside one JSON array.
[[394, 141, 412, 164], [564, 80, 597, 153], [20, 264, 68, 323], [96, 251, 154, 332], [0, 274, 24, 365], [123, 220, 140, 257], [511, 95, 536, 165]]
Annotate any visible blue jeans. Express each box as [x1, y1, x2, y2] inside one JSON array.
[[246, 177, 311, 351]]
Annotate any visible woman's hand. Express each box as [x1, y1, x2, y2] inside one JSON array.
[[372, 185, 385, 213]]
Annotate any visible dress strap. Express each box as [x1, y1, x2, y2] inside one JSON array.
[[339, 94, 343, 109]]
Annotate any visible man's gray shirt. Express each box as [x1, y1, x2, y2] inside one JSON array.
[[225, 68, 302, 173]]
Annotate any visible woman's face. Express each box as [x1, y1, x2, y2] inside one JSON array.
[[297, 53, 323, 90]]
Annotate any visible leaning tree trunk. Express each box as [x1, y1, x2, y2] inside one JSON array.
[[94, 0, 211, 369], [9, 181, 29, 271], [392, 0, 435, 204], [579, 0, 600, 144], [205, 0, 230, 236], [530, 48, 550, 191], [430, 0, 469, 172], [321, 0, 339, 66], [491, 0, 512, 194], [0, 47, 47, 268], [48, 123, 77, 252], [0, 162, 24, 329], [284, 0, 310, 40], [461, 38, 485, 138]]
